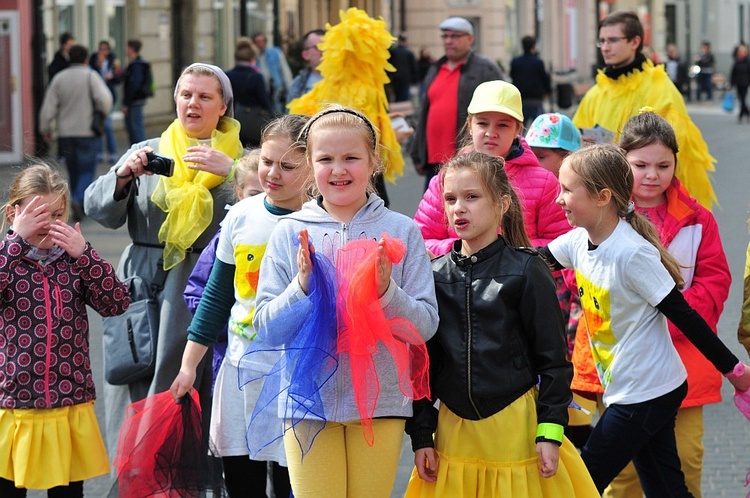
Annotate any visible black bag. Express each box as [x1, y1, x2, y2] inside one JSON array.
[[91, 110, 107, 136], [102, 262, 168, 385], [132, 60, 154, 100], [89, 73, 107, 136], [235, 104, 274, 147], [139, 61, 155, 99]]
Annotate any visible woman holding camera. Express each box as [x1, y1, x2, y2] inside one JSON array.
[[84, 63, 243, 464]]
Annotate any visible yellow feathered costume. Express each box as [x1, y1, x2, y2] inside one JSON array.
[[287, 8, 404, 182], [573, 58, 717, 209]]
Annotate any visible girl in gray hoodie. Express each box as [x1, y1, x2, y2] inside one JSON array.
[[251, 106, 439, 498]]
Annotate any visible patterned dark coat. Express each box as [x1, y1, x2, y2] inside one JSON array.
[[0, 231, 129, 409]]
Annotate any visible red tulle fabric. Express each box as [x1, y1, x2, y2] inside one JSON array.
[[112, 390, 223, 497], [336, 233, 430, 445]]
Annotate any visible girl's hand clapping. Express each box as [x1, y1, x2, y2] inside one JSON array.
[[49, 220, 86, 259], [375, 238, 393, 298], [297, 229, 314, 295]]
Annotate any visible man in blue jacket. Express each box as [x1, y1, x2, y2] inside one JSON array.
[[510, 35, 551, 127], [122, 39, 151, 146]]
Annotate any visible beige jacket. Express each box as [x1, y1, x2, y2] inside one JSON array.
[[39, 64, 112, 137]]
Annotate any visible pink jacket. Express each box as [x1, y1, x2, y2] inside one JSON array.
[[414, 137, 571, 255]]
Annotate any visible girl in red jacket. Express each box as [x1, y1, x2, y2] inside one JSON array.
[[583, 111, 731, 498], [413, 80, 570, 256], [0, 164, 129, 496]]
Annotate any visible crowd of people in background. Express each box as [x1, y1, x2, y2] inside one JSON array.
[[6, 9, 750, 497]]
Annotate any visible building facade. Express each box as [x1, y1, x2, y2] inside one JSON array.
[[0, 0, 745, 164]]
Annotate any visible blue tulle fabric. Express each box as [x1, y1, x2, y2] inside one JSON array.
[[238, 249, 339, 459], [239, 234, 431, 459]]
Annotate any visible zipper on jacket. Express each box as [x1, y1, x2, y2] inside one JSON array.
[[342, 223, 349, 244], [53, 283, 63, 318], [40, 266, 53, 407], [465, 265, 481, 418]]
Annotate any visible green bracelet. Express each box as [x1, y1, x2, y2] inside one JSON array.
[[536, 423, 565, 444]]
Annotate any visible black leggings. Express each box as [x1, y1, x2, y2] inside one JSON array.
[[738, 85, 749, 118], [222, 456, 291, 498], [0, 478, 83, 498]]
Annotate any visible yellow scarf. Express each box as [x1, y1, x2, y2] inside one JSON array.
[[151, 116, 243, 269]]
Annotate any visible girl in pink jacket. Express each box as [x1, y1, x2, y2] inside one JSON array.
[[414, 80, 570, 256]]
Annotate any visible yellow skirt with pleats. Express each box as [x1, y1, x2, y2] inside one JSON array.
[[0, 402, 109, 489], [405, 389, 598, 498]]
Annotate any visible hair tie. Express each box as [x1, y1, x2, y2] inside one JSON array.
[[638, 106, 656, 115], [621, 200, 635, 220]]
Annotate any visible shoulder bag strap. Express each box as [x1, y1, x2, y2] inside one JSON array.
[[150, 257, 170, 298]]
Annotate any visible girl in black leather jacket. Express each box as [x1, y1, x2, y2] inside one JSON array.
[[404, 152, 598, 497]]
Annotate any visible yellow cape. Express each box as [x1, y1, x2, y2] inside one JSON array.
[[573, 60, 717, 209], [287, 8, 404, 182]]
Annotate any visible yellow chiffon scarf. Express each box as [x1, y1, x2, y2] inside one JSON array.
[[151, 116, 242, 269]]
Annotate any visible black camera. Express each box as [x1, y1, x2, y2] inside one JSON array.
[[144, 152, 175, 177]]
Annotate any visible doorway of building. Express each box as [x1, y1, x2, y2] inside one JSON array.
[[0, 11, 22, 163]]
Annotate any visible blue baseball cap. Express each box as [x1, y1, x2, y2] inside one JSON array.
[[525, 113, 581, 152]]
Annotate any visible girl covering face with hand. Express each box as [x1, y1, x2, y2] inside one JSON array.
[[248, 105, 438, 498], [405, 152, 598, 498], [540, 144, 750, 496], [0, 164, 129, 497]]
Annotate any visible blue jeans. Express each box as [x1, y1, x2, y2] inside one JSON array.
[[58, 136, 100, 204], [125, 103, 146, 146], [581, 381, 691, 496]]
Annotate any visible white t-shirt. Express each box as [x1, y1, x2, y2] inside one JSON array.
[[217, 193, 289, 366], [548, 220, 687, 406]]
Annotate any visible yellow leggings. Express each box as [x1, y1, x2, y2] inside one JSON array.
[[284, 418, 405, 498], [603, 406, 704, 498]]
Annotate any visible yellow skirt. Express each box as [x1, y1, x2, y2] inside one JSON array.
[[0, 402, 109, 489], [405, 390, 598, 498]]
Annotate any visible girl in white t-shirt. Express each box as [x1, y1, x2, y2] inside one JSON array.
[[170, 114, 310, 498], [540, 143, 750, 496]]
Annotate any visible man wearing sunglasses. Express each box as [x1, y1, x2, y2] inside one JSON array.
[[410, 16, 501, 190], [573, 11, 716, 210]]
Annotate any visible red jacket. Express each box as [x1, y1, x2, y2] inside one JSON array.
[[413, 137, 571, 256], [571, 178, 730, 407], [0, 231, 130, 409]]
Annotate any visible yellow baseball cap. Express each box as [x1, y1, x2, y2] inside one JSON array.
[[467, 80, 524, 122]]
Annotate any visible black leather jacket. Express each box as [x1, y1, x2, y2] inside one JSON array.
[[406, 237, 573, 450]]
